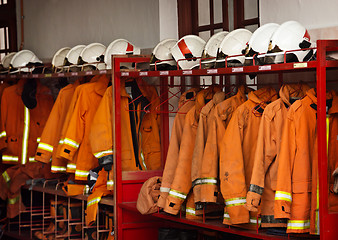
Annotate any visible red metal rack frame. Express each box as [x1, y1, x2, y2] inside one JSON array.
[[112, 40, 338, 240]]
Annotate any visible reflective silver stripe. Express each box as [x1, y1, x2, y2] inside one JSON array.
[[67, 163, 76, 170], [169, 189, 187, 200], [186, 207, 196, 216], [22, 107, 30, 164], [287, 220, 310, 230], [0, 131, 6, 138], [37, 137, 41, 143], [200, 178, 217, 185], [29, 157, 36, 162], [107, 180, 114, 187], [2, 171, 10, 183], [51, 166, 67, 172], [250, 218, 262, 224], [2, 155, 19, 162], [160, 187, 170, 193], [223, 212, 230, 219], [64, 138, 79, 149], [75, 170, 89, 178], [140, 150, 147, 170], [38, 142, 53, 152], [94, 149, 113, 158], [275, 191, 292, 202], [59, 139, 64, 145], [225, 197, 246, 207], [87, 197, 101, 207]]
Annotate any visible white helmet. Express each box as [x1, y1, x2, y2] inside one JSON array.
[[10, 50, 42, 73], [264, 20, 315, 64], [51, 47, 71, 72], [78, 43, 106, 70], [150, 39, 177, 70], [0, 52, 16, 73], [171, 35, 206, 70], [201, 31, 229, 69], [64, 45, 86, 66], [244, 23, 279, 66], [104, 39, 141, 69], [215, 29, 252, 67]]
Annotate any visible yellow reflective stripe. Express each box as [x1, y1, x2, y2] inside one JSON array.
[[287, 220, 310, 230], [51, 166, 67, 172], [64, 138, 79, 149], [327, 116, 330, 152], [140, 150, 147, 170], [0, 131, 6, 138], [67, 163, 76, 170], [2, 155, 19, 162], [59, 139, 64, 145], [169, 189, 187, 200], [75, 169, 89, 178], [87, 197, 101, 207], [37, 137, 41, 143], [22, 107, 30, 165], [8, 196, 20, 205], [275, 191, 292, 202], [250, 217, 262, 225], [38, 142, 53, 153], [94, 149, 113, 158], [160, 187, 170, 193], [199, 178, 217, 185], [225, 197, 246, 207], [223, 212, 230, 219], [2, 171, 10, 183], [186, 207, 196, 216], [29, 157, 36, 162], [107, 180, 114, 187]]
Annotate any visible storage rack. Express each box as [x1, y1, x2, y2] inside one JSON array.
[[112, 39, 338, 240]]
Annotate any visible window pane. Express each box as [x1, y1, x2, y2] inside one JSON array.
[[0, 28, 5, 50], [3, 0, 7, 4], [245, 24, 259, 33], [244, 0, 258, 20], [213, 0, 222, 24], [214, 28, 223, 34], [6, 27, 9, 49], [0, 53, 5, 62], [198, 0, 210, 26], [199, 31, 210, 42]]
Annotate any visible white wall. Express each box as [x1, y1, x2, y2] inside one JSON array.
[[159, 0, 178, 41], [16, 0, 160, 61]]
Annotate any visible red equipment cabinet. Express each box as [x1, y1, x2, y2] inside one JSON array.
[[112, 40, 338, 240]]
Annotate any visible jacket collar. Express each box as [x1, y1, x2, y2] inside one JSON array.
[[94, 74, 109, 97], [249, 87, 278, 106], [329, 96, 338, 114], [195, 85, 222, 117], [200, 91, 226, 116], [236, 85, 248, 103], [280, 83, 310, 107], [15, 79, 44, 96]]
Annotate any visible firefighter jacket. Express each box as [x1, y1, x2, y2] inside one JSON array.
[[274, 89, 337, 234], [90, 78, 162, 173], [0, 79, 54, 165], [197, 85, 248, 205], [219, 87, 278, 225], [59, 74, 109, 180], [246, 83, 310, 228], [191, 91, 226, 204], [164, 86, 221, 215], [35, 79, 80, 169], [157, 88, 198, 209], [54, 75, 100, 173]]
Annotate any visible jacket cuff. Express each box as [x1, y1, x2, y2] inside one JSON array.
[[274, 200, 291, 219], [200, 184, 218, 203], [226, 204, 250, 224], [164, 193, 186, 215], [245, 191, 261, 212], [35, 148, 52, 164], [59, 144, 77, 160]]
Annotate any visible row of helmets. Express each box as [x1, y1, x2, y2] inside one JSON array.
[[150, 20, 315, 70], [0, 39, 141, 74]]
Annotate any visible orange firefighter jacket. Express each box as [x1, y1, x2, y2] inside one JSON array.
[[59, 75, 109, 180], [191, 91, 226, 203], [54, 75, 100, 173], [90, 78, 162, 172], [35, 79, 80, 169], [219, 87, 277, 225], [198, 85, 247, 205], [246, 84, 310, 228], [0, 79, 54, 165], [157, 88, 198, 209], [164, 86, 221, 215], [274, 89, 337, 234]]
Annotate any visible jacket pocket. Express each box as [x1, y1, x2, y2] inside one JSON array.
[[292, 180, 312, 193]]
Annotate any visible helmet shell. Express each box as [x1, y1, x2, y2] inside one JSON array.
[[10, 50, 42, 73], [79, 43, 106, 70], [52, 47, 71, 69], [150, 39, 177, 70]]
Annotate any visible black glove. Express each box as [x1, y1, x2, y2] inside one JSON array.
[[98, 154, 113, 171]]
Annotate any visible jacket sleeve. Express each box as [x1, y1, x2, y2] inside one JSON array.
[[59, 89, 87, 161], [0, 88, 9, 151], [246, 111, 276, 211], [90, 87, 113, 160], [274, 111, 296, 219], [35, 89, 63, 163], [219, 108, 249, 224]]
